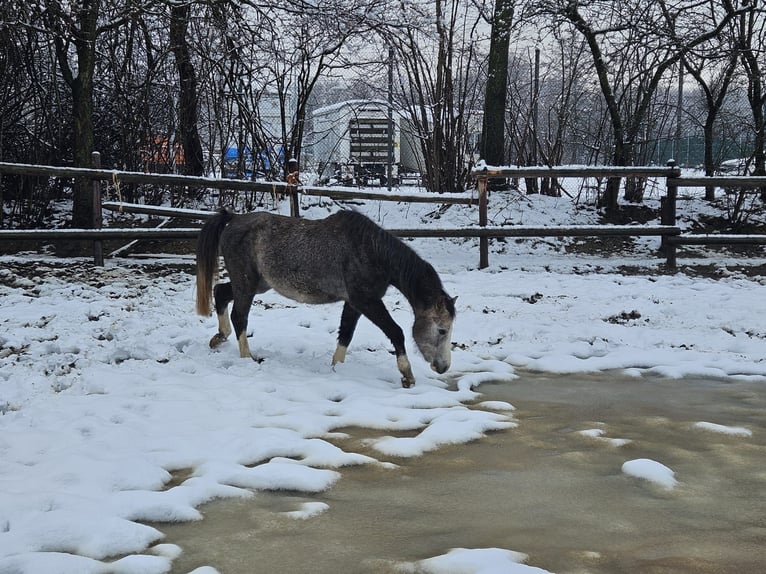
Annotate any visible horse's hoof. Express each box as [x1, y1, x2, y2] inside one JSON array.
[[209, 333, 227, 348], [401, 377, 415, 389]]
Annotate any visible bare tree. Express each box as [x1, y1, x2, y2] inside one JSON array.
[[391, 0, 485, 194], [724, 0, 766, 193], [526, 0, 744, 213], [5, 0, 761, 225], [14, 0, 163, 229], [683, 50, 739, 200]]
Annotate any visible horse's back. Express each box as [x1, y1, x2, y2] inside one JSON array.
[[221, 210, 384, 258], [219, 210, 384, 304]]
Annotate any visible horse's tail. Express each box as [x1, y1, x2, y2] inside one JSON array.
[[196, 209, 234, 316]]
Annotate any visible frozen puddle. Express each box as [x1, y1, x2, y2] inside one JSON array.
[[157, 372, 766, 574]]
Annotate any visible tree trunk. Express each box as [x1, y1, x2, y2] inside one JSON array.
[[703, 119, 716, 201], [58, 0, 99, 230], [623, 176, 645, 203], [170, 4, 205, 178], [602, 139, 627, 214], [71, 73, 96, 229], [480, 0, 514, 189], [750, 82, 766, 194]]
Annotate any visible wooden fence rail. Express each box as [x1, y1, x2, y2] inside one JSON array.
[[0, 160, 291, 194], [472, 165, 681, 179], [0, 225, 682, 242], [0, 160, 472, 208], [0, 228, 201, 240], [2, 159, 765, 270]]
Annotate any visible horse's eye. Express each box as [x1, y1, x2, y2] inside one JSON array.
[[438, 328, 447, 336]]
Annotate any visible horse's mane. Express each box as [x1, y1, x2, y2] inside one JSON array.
[[337, 210, 452, 313]]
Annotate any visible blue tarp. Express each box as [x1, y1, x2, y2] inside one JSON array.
[[224, 147, 284, 171]]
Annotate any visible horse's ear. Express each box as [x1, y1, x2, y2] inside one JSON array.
[[436, 294, 457, 311]]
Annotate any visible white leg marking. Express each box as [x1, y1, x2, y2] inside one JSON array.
[[218, 311, 232, 339], [332, 344, 347, 366], [238, 331, 251, 358]]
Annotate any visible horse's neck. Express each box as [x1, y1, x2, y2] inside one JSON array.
[[387, 249, 439, 311], [361, 223, 441, 309]]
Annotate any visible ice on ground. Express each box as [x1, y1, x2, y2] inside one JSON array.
[[578, 428, 632, 447]]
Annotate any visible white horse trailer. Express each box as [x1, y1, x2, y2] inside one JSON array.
[[311, 100, 408, 186]]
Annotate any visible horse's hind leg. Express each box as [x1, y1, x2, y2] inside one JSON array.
[[230, 286, 257, 359], [209, 282, 234, 348], [332, 302, 361, 366]]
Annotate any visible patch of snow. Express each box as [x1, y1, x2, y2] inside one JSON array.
[[282, 502, 330, 520], [693, 421, 752, 437], [622, 458, 678, 490], [406, 547, 553, 574]]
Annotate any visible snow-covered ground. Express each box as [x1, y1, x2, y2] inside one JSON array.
[[1, 182, 764, 573]]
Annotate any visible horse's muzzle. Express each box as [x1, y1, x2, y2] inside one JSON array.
[[431, 361, 450, 374]]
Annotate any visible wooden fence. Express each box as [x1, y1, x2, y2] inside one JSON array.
[[1, 156, 765, 270], [662, 172, 766, 267]]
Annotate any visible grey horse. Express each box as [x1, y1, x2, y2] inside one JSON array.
[[195, 209, 456, 387]]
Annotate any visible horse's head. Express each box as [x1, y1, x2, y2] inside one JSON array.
[[412, 291, 456, 374]]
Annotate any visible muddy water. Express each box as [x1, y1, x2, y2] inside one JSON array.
[[157, 372, 766, 574]]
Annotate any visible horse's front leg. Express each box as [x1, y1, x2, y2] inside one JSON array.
[[332, 302, 361, 367], [353, 298, 415, 388], [209, 283, 233, 348]]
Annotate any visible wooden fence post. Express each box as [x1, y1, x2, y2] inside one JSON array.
[[286, 158, 300, 218], [661, 159, 678, 269], [91, 151, 104, 266], [478, 175, 489, 269]]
